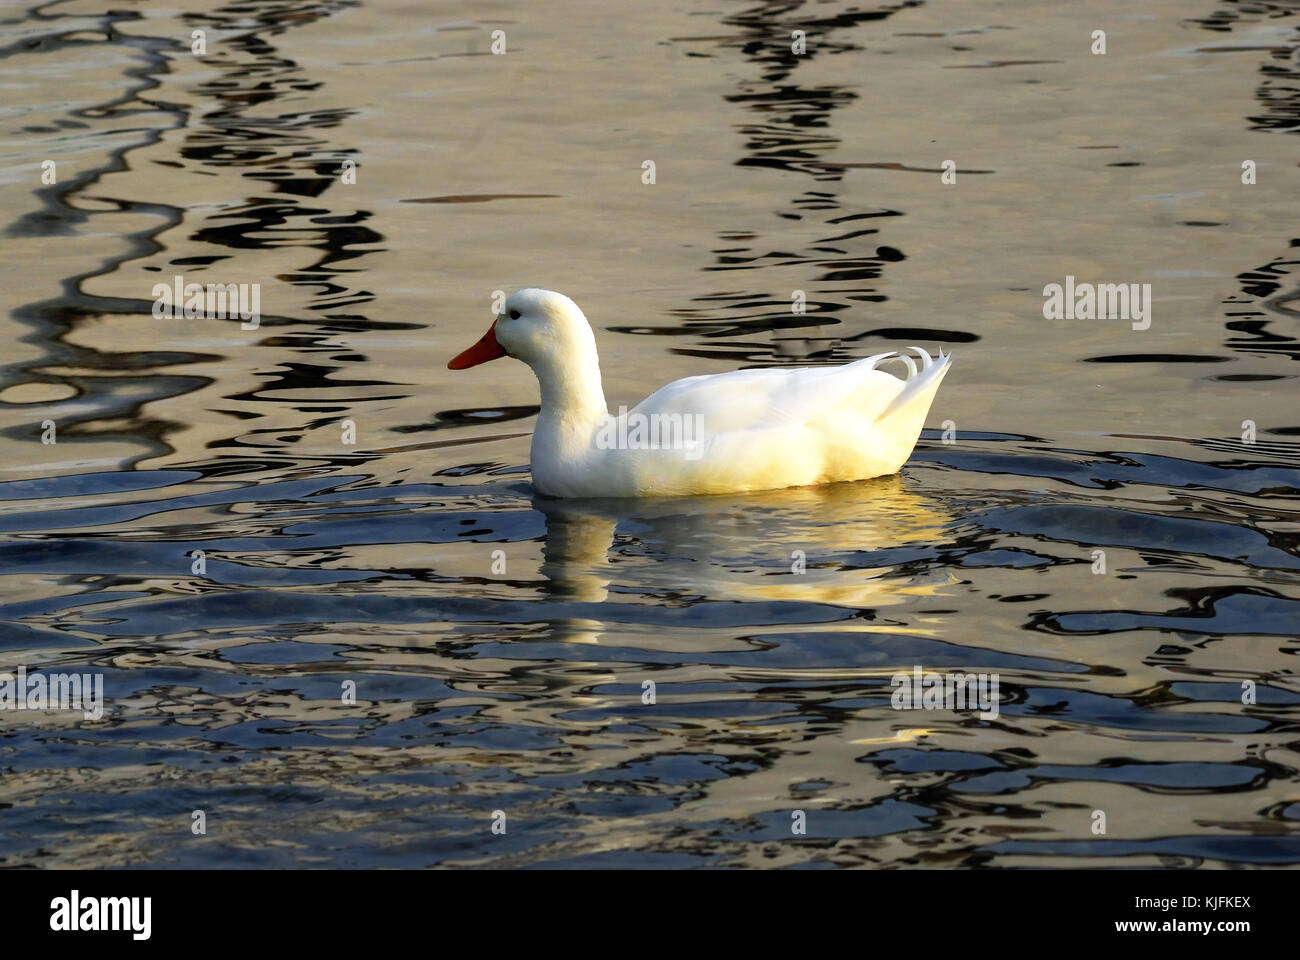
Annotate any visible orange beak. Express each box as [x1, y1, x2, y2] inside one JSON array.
[[448, 319, 507, 369]]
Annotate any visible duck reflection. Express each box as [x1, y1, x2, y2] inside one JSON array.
[[533, 476, 953, 640]]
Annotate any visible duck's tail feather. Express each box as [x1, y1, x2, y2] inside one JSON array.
[[873, 346, 952, 424]]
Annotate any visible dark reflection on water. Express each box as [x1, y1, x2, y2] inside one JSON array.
[[641, 0, 955, 365], [5, 0, 387, 472], [2, 4, 196, 464], [1, 0, 1300, 869], [1187, 2, 1300, 368]]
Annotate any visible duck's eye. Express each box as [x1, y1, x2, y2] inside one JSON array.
[[508, 310, 520, 320]]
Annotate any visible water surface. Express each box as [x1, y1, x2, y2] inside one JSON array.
[[1, 0, 1299, 868]]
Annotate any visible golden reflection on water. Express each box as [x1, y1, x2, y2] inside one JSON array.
[[537, 477, 953, 611]]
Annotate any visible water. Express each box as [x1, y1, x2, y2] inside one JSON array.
[[1, 0, 1298, 868]]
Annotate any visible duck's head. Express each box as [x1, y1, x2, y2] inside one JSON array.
[[448, 288, 598, 372]]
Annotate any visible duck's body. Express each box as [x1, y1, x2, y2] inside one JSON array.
[[448, 289, 951, 499]]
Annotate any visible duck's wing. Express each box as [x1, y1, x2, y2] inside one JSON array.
[[629, 351, 916, 434]]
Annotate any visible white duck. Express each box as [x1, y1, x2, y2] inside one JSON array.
[[448, 289, 951, 498]]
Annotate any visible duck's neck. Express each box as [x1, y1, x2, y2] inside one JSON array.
[[530, 349, 609, 452]]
